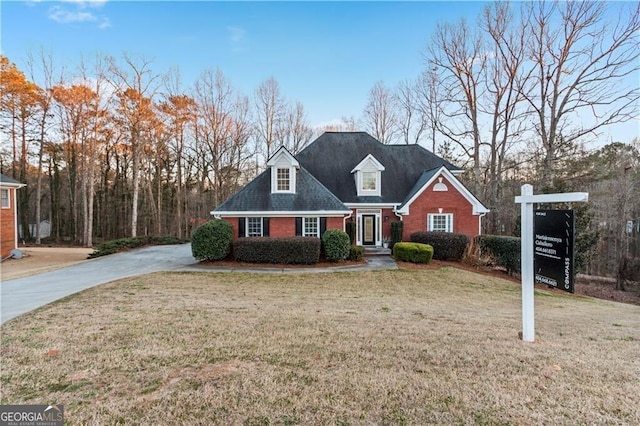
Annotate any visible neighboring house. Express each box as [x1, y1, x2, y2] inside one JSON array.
[[212, 132, 489, 246], [1, 174, 26, 259]]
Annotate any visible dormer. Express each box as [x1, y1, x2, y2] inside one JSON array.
[[351, 154, 385, 197], [266, 146, 299, 194]]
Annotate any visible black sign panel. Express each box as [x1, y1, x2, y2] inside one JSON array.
[[534, 209, 575, 293]]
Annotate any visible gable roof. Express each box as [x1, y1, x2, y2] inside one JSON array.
[[398, 166, 489, 215], [0, 173, 25, 188], [295, 132, 461, 204], [212, 166, 350, 215]]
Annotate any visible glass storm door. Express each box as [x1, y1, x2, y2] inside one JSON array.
[[363, 215, 376, 245]]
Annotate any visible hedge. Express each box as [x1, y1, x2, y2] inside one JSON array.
[[393, 242, 434, 264], [322, 229, 351, 262], [390, 221, 403, 250], [191, 219, 234, 261], [234, 237, 321, 264], [345, 221, 357, 245], [474, 235, 521, 274], [348, 245, 364, 261], [409, 231, 469, 261]]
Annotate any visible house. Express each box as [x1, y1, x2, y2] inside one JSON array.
[[212, 132, 488, 246], [1, 173, 26, 259]]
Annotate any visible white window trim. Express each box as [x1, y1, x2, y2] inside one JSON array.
[[428, 213, 453, 233], [276, 167, 291, 191], [351, 154, 385, 197], [246, 217, 263, 237], [1, 188, 9, 209], [302, 217, 319, 237], [271, 166, 296, 194]]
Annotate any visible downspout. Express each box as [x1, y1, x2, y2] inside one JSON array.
[[478, 212, 487, 235], [343, 211, 353, 231]]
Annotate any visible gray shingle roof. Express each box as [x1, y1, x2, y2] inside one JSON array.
[[0, 173, 25, 186], [295, 132, 461, 204], [214, 166, 349, 213], [400, 168, 441, 207]]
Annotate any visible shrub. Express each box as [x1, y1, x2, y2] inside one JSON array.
[[345, 221, 357, 245], [348, 245, 364, 261], [474, 235, 521, 274], [409, 231, 469, 261], [88, 236, 188, 259], [393, 242, 434, 264], [191, 219, 234, 261], [322, 229, 351, 262], [234, 237, 321, 264], [390, 221, 403, 249]]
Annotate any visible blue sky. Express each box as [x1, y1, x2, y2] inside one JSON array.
[[2, 1, 638, 142], [2, 0, 487, 128]]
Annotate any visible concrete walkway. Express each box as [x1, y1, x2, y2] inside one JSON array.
[[1, 244, 396, 324]]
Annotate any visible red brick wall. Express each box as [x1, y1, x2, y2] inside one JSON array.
[[402, 176, 479, 239], [1, 188, 17, 259], [222, 216, 345, 238]]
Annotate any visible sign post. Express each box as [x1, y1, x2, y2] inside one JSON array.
[[514, 185, 588, 342]]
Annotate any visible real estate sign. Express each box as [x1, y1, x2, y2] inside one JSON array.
[[534, 209, 575, 293]]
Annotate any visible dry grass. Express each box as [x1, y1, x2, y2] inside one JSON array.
[[1, 268, 639, 425]]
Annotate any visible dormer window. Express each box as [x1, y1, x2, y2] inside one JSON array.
[[351, 154, 385, 197], [362, 172, 377, 191], [277, 168, 290, 191], [267, 146, 299, 194]]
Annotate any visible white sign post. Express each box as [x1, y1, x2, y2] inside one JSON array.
[[514, 184, 588, 342]]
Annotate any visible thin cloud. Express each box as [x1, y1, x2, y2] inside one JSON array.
[[47, 1, 111, 29], [49, 6, 97, 23], [60, 0, 108, 8], [227, 26, 246, 44]]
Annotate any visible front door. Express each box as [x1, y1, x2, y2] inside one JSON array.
[[362, 215, 376, 246]]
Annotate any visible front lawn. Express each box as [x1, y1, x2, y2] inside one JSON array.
[[1, 269, 638, 424]]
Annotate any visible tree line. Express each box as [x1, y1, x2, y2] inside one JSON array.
[[1, 1, 638, 282]]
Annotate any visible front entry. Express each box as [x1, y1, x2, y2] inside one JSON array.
[[362, 215, 376, 246]]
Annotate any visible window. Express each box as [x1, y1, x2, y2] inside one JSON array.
[[277, 168, 290, 191], [1, 189, 9, 209], [428, 213, 453, 233], [303, 217, 319, 237], [247, 217, 263, 237], [362, 171, 377, 191]]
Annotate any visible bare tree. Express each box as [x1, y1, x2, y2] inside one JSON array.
[[25, 49, 60, 244], [254, 77, 285, 160], [415, 69, 443, 153], [522, 1, 640, 187], [107, 53, 159, 238], [278, 101, 313, 154], [395, 78, 427, 145], [428, 19, 485, 189], [363, 80, 398, 144]]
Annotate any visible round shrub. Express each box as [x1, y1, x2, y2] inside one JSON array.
[[393, 242, 434, 264], [191, 219, 234, 261], [322, 229, 351, 262]]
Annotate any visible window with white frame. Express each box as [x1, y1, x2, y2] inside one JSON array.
[[276, 168, 290, 191], [362, 171, 377, 191], [303, 217, 319, 237], [247, 217, 263, 237], [428, 213, 453, 232], [1, 189, 9, 209]]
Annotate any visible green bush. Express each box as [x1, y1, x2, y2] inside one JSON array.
[[410, 231, 469, 261], [393, 242, 434, 264], [345, 221, 357, 245], [390, 221, 403, 249], [88, 236, 188, 259], [191, 219, 234, 261], [322, 229, 351, 262], [234, 237, 321, 264], [348, 245, 364, 261], [474, 235, 521, 274]]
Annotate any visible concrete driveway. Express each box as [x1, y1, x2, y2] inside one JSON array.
[[1, 244, 397, 324], [1, 244, 196, 324]]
